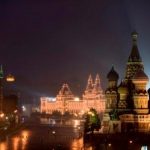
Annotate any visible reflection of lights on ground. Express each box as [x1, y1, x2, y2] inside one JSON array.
[[52, 131, 56, 134], [21, 130, 29, 150], [0, 142, 7, 150], [21, 130, 29, 138], [13, 137, 19, 150], [71, 138, 83, 150], [108, 143, 112, 147]]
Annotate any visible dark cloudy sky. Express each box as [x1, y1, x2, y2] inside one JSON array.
[[0, 0, 150, 101]]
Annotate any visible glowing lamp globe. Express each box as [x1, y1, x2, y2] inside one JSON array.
[[6, 74, 15, 82]]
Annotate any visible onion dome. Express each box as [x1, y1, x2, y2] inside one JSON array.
[[107, 66, 119, 81], [118, 81, 128, 94], [133, 69, 148, 80]]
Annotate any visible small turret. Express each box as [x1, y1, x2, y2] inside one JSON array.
[[93, 74, 101, 93], [95, 74, 100, 85], [85, 74, 93, 93]]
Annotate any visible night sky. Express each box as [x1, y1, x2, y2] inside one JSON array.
[[0, 0, 150, 102]]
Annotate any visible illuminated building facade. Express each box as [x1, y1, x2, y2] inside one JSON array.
[[103, 32, 150, 133], [40, 75, 105, 115]]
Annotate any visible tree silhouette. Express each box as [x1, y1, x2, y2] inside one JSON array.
[[84, 108, 100, 133]]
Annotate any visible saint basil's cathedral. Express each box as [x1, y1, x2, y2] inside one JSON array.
[[103, 32, 150, 133]]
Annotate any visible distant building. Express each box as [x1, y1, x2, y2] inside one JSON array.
[[103, 32, 150, 133], [0, 66, 18, 115], [3, 94, 18, 114], [40, 75, 105, 115]]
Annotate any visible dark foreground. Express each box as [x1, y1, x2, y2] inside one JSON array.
[[0, 124, 84, 150], [84, 132, 150, 150], [1, 122, 150, 150]]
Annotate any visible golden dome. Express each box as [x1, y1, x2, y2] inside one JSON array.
[[118, 81, 128, 94]]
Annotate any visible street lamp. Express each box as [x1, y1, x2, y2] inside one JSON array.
[[6, 74, 15, 82], [0, 113, 4, 118]]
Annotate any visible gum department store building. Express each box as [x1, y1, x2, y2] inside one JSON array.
[[40, 74, 105, 115]]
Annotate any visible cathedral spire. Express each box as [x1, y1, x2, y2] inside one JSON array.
[[128, 31, 141, 62], [125, 32, 144, 79]]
